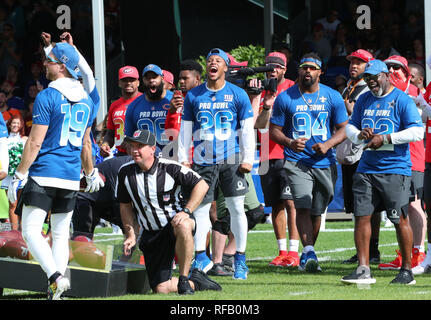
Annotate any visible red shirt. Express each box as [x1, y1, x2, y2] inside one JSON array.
[[403, 83, 425, 172], [106, 92, 142, 153], [423, 82, 431, 164], [258, 79, 295, 161]]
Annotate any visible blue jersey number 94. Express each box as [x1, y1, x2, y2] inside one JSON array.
[[292, 112, 328, 140]]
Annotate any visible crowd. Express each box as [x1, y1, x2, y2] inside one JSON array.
[[0, 0, 430, 300]]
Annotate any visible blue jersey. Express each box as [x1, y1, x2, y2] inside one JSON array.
[[29, 87, 95, 190], [349, 87, 423, 176], [271, 83, 348, 168], [0, 113, 7, 138], [182, 81, 254, 165], [88, 87, 101, 159], [124, 91, 173, 153]]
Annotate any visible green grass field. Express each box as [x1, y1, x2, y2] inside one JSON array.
[[2, 220, 431, 301]]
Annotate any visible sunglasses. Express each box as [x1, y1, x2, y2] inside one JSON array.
[[300, 64, 320, 71], [363, 74, 381, 83], [45, 55, 61, 64], [386, 64, 402, 70]]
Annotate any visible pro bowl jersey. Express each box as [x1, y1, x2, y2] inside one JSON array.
[[29, 88, 95, 190], [182, 81, 254, 165], [124, 91, 173, 154], [270, 83, 348, 168], [349, 87, 423, 176]]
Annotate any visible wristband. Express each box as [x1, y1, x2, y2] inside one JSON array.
[[15, 171, 26, 180], [383, 134, 389, 145], [183, 208, 192, 215], [262, 105, 271, 111]]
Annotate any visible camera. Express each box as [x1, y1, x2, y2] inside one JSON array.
[[225, 65, 277, 94]]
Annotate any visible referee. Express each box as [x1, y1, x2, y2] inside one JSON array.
[[116, 129, 221, 295]]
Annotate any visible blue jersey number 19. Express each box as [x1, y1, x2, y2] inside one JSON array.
[[60, 102, 91, 147]]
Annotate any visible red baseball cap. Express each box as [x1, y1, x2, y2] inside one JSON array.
[[384, 55, 409, 74], [346, 49, 374, 63], [226, 53, 248, 67], [118, 66, 139, 80], [265, 52, 287, 68], [162, 70, 174, 86]]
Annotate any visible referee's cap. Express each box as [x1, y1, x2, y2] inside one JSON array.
[[124, 129, 156, 146]]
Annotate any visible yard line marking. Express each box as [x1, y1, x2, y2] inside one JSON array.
[[248, 227, 395, 234]]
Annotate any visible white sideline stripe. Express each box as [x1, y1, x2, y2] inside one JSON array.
[[248, 227, 395, 234], [248, 242, 399, 262]]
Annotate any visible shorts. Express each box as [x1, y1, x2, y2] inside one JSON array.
[[16, 178, 77, 216], [259, 159, 292, 207], [423, 163, 431, 203], [216, 172, 259, 219], [284, 160, 337, 216], [192, 162, 248, 204], [352, 172, 410, 224], [139, 224, 176, 290], [409, 170, 424, 202]]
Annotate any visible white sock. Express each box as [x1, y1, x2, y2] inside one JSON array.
[[21, 205, 58, 278], [277, 239, 287, 252], [225, 196, 247, 253], [289, 239, 299, 253], [302, 245, 314, 254], [414, 245, 425, 253], [192, 202, 212, 252], [50, 211, 73, 275]]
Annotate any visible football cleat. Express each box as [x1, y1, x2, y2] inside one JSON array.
[[299, 251, 321, 272], [47, 277, 70, 300], [190, 252, 213, 274], [341, 265, 376, 285], [411, 248, 426, 268], [378, 250, 402, 270], [233, 253, 249, 280]]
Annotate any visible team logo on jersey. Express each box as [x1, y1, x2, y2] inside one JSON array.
[[319, 96, 327, 103], [388, 100, 395, 108], [307, 99, 312, 104], [224, 94, 233, 102], [162, 103, 170, 110], [236, 181, 246, 191]]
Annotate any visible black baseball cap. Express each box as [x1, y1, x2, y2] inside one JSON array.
[[124, 130, 156, 146]]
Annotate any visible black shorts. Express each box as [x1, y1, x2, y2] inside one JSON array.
[[192, 162, 248, 204], [138, 224, 176, 290], [423, 163, 431, 203], [352, 172, 410, 224], [259, 159, 292, 207], [16, 178, 77, 216], [409, 170, 424, 202]]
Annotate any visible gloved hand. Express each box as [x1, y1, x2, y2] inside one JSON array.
[[7, 171, 28, 203], [84, 167, 105, 193]]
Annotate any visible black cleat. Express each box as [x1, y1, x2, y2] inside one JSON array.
[[190, 269, 222, 291], [342, 254, 358, 264], [207, 263, 233, 276], [177, 275, 194, 295], [390, 268, 416, 285]]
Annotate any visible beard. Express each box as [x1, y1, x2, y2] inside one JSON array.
[[143, 81, 164, 100], [301, 74, 316, 88]]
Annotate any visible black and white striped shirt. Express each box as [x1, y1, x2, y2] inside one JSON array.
[[116, 157, 202, 231]]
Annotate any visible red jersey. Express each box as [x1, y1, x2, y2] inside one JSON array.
[[404, 83, 425, 172], [423, 82, 431, 163], [106, 92, 142, 153], [258, 79, 295, 161]]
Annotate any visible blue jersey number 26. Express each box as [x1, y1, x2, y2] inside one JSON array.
[[60, 102, 91, 147]]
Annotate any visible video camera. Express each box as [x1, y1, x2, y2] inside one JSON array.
[[226, 65, 278, 94]]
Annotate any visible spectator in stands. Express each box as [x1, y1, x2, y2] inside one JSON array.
[[316, 9, 341, 42], [0, 23, 22, 79], [3, 114, 27, 230], [0, 88, 21, 122], [303, 23, 332, 65]]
